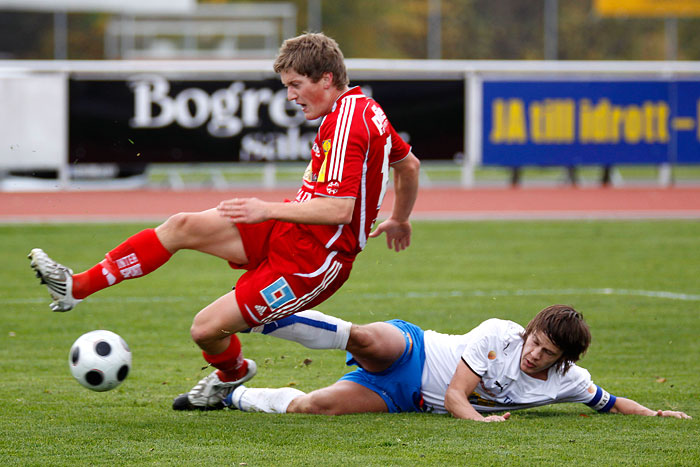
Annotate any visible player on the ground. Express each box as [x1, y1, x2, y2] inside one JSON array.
[[224, 305, 691, 421], [28, 32, 421, 411]]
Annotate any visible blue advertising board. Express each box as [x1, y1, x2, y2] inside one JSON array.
[[482, 80, 700, 166]]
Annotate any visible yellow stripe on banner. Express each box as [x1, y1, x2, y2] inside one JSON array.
[[595, 0, 700, 17]]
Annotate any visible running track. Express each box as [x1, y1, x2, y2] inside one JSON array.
[[1, 187, 699, 222]]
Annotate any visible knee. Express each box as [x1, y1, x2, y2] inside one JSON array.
[[346, 324, 383, 356], [159, 212, 195, 239], [189, 319, 221, 349], [347, 325, 374, 351], [160, 210, 214, 245], [189, 322, 208, 347], [287, 392, 342, 415]]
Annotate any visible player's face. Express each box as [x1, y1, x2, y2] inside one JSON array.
[[280, 70, 335, 120], [520, 331, 563, 380]]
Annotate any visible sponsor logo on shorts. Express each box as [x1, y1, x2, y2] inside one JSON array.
[[261, 277, 296, 310]]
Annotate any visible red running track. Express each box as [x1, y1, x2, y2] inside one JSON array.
[[1, 187, 699, 222]]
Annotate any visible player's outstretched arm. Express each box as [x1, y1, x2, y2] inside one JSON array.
[[218, 196, 354, 225], [444, 360, 510, 422], [609, 397, 691, 419], [369, 152, 420, 252]]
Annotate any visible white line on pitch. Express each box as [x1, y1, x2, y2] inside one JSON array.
[[5, 287, 700, 305]]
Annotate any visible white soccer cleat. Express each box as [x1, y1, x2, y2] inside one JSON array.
[[28, 248, 82, 312], [172, 359, 257, 411]]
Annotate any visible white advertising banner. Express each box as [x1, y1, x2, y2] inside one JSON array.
[[0, 74, 66, 170], [0, 0, 194, 14]]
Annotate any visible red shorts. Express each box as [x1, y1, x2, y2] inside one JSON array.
[[231, 220, 355, 328]]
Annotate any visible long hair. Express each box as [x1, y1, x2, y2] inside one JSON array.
[[273, 32, 349, 90], [521, 305, 591, 374]]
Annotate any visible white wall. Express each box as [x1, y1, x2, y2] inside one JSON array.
[[0, 74, 67, 172]]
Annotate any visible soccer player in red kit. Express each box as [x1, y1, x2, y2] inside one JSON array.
[[28, 32, 421, 410]]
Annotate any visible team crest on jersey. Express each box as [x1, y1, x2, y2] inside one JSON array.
[[326, 181, 340, 195], [312, 142, 321, 158], [322, 139, 332, 157]]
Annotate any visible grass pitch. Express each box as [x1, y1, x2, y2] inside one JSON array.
[[1, 220, 698, 465]]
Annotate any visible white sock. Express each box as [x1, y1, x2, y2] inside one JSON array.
[[230, 385, 305, 414], [249, 309, 352, 350]]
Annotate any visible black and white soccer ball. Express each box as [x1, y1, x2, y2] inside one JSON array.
[[69, 330, 131, 392]]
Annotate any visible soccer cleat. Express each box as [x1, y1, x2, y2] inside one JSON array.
[[172, 359, 257, 411], [27, 248, 82, 312]]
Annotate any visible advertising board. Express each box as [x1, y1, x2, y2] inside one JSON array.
[[482, 80, 700, 166], [69, 76, 464, 165]]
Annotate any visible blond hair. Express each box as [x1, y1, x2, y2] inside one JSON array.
[[273, 32, 349, 90]]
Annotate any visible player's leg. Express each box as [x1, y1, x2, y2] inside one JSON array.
[[29, 208, 246, 311], [229, 380, 387, 415], [175, 227, 355, 411], [250, 311, 406, 372], [229, 321, 422, 415], [226, 385, 306, 414], [27, 225, 173, 312], [288, 381, 388, 414], [85, 208, 247, 294], [345, 322, 407, 373], [189, 289, 251, 354], [247, 309, 353, 350], [173, 290, 257, 411], [154, 208, 247, 263]]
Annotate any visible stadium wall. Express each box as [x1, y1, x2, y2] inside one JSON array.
[[1, 59, 700, 188]]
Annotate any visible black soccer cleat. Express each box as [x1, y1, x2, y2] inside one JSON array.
[[172, 392, 225, 411], [172, 359, 257, 411]]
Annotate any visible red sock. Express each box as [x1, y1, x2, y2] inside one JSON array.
[[72, 228, 172, 299], [202, 335, 248, 382]]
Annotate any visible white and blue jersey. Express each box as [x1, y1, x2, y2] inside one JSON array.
[[342, 318, 615, 414]]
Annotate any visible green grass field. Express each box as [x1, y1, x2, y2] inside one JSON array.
[[145, 162, 700, 189], [1, 220, 698, 465]]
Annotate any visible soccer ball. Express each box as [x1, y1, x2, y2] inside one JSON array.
[[69, 330, 132, 392]]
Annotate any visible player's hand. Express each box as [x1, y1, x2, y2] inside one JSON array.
[[656, 410, 692, 419], [217, 197, 269, 224], [369, 218, 412, 252], [481, 412, 511, 423]]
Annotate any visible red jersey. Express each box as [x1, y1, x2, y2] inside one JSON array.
[[294, 87, 411, 257]]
